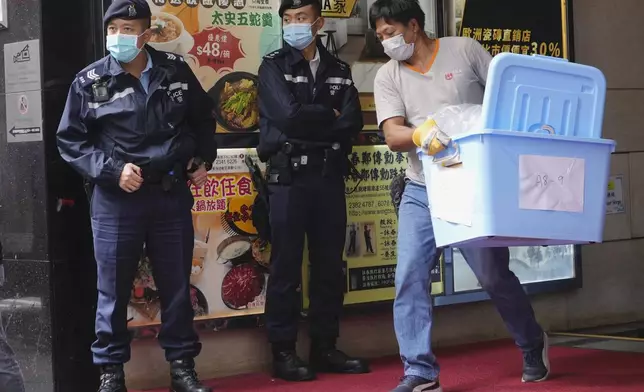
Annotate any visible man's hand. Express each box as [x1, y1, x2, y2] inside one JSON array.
[[187, 158, 208, 187], [119, 163, 143, 193], [334, 109, 341, 118]]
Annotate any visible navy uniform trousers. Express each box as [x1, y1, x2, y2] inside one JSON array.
[[90, 182, 201, 365], [265, 169, 347, 344]]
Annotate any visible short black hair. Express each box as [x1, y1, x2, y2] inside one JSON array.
[[369, 0, 425, 31]]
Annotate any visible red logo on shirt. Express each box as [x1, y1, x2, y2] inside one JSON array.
[[445, 72, 454, 80]]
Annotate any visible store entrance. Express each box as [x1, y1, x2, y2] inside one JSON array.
[[43, 0, 107, 391]]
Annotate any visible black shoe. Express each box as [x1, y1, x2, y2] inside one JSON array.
[[98, 365, 127, 392], [272, 350, 316, 381], [390, 376, 442, 392], [310, 348, 370, 374], [522, 333, 550, 383], [170, 359, 212, 392]]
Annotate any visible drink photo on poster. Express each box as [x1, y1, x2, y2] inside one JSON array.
[[146, 0, 282, 133]]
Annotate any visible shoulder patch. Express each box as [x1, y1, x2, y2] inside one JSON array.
[[263, 48, 286, 60], [335, 58, 350, 71], [165, 52, 184, 62], [76, 61, 108, 88]]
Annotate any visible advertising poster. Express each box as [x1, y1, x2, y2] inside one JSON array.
[[128, 146, 444, 327], [128, 149, 270, 327], [606, 175, 625, 215], [146, 0, 282, 133], [457, 0, 569, 59], [302, 145, 445, 310]]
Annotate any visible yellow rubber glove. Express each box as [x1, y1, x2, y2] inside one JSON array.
[[412, 118, 447, 156]]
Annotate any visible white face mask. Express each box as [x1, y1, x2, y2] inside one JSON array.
[[381, 34, 415, 61]]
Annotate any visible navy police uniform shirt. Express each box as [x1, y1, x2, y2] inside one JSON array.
[[257, 41, 363, 162], [57, 46, 217, 186]]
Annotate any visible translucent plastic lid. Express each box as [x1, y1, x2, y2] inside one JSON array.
[[481, 53, 607, 139]]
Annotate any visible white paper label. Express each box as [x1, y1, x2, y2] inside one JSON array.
[[519, 155, 585, 213], [606, 175, 625, 214], [430, 163, 474, 226]]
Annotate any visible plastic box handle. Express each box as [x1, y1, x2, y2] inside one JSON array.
[[531, 54, 569, 62]]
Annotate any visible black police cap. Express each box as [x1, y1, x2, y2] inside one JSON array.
[[278, 0, 322, 18], [103, 0, 152, 29]]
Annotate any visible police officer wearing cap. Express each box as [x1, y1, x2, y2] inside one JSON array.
[[57, 1, 215, 391], [258, 0, 369, 382]]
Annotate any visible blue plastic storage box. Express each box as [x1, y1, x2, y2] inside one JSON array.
[[420, 53, 616, 248]]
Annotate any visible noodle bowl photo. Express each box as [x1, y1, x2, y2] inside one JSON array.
[[148, 12, 184, 52]]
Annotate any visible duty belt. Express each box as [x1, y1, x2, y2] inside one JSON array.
[[139, 162, 185, 191]]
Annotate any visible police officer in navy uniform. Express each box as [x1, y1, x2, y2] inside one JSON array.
[[258, 0, 369, 382], [56, 1, 215, 391]]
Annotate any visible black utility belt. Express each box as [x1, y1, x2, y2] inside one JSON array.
[[139, 162, 186, 191], [267, 149, 347, 185]]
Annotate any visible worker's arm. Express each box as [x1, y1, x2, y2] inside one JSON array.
[[381, 117, 416, 152], [374, 68, 416, 152]]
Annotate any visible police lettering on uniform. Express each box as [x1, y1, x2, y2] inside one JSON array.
[[257, 0, 369, 382], [56, 1, 215, 392]]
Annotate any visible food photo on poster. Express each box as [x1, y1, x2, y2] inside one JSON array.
[[127, 149, 272, 329], [146, 0, 281, 133]]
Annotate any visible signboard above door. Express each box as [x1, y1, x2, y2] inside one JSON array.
[[321, 0, 358, 18], [459, 0, 570, 59]]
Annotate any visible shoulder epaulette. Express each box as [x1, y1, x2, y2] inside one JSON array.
[[76, 59, 108, 88], [162, 51, 184, 63], [263, 48, 287, 60]]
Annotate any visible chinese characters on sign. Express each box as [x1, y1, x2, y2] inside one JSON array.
[[606, 175, 625, 215], [191, 174, 253, 213], [211, 11, 274, 27], [320, 0, 358, 18], [349, 265, 396, 291], [458, 0, 567, 59], [461, 27, 562, 57], [190, 28, 245, 73]]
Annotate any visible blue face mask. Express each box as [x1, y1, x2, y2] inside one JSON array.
[[283, 19, 319, 50], [106, 33, 142, 63]]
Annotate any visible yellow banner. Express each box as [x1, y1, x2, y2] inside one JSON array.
[[320, 0, 358, 18]]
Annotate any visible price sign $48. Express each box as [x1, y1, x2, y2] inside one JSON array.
[[196, 42, 221, 57]]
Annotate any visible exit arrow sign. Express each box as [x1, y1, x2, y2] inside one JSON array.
[[9, 126, 41, 136]]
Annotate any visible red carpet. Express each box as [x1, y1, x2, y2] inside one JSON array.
[[139, 340, 644, 391]]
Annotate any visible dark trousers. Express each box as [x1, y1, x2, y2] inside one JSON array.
[[265, 171, 347, 344], [90, 183, 201, 365]]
